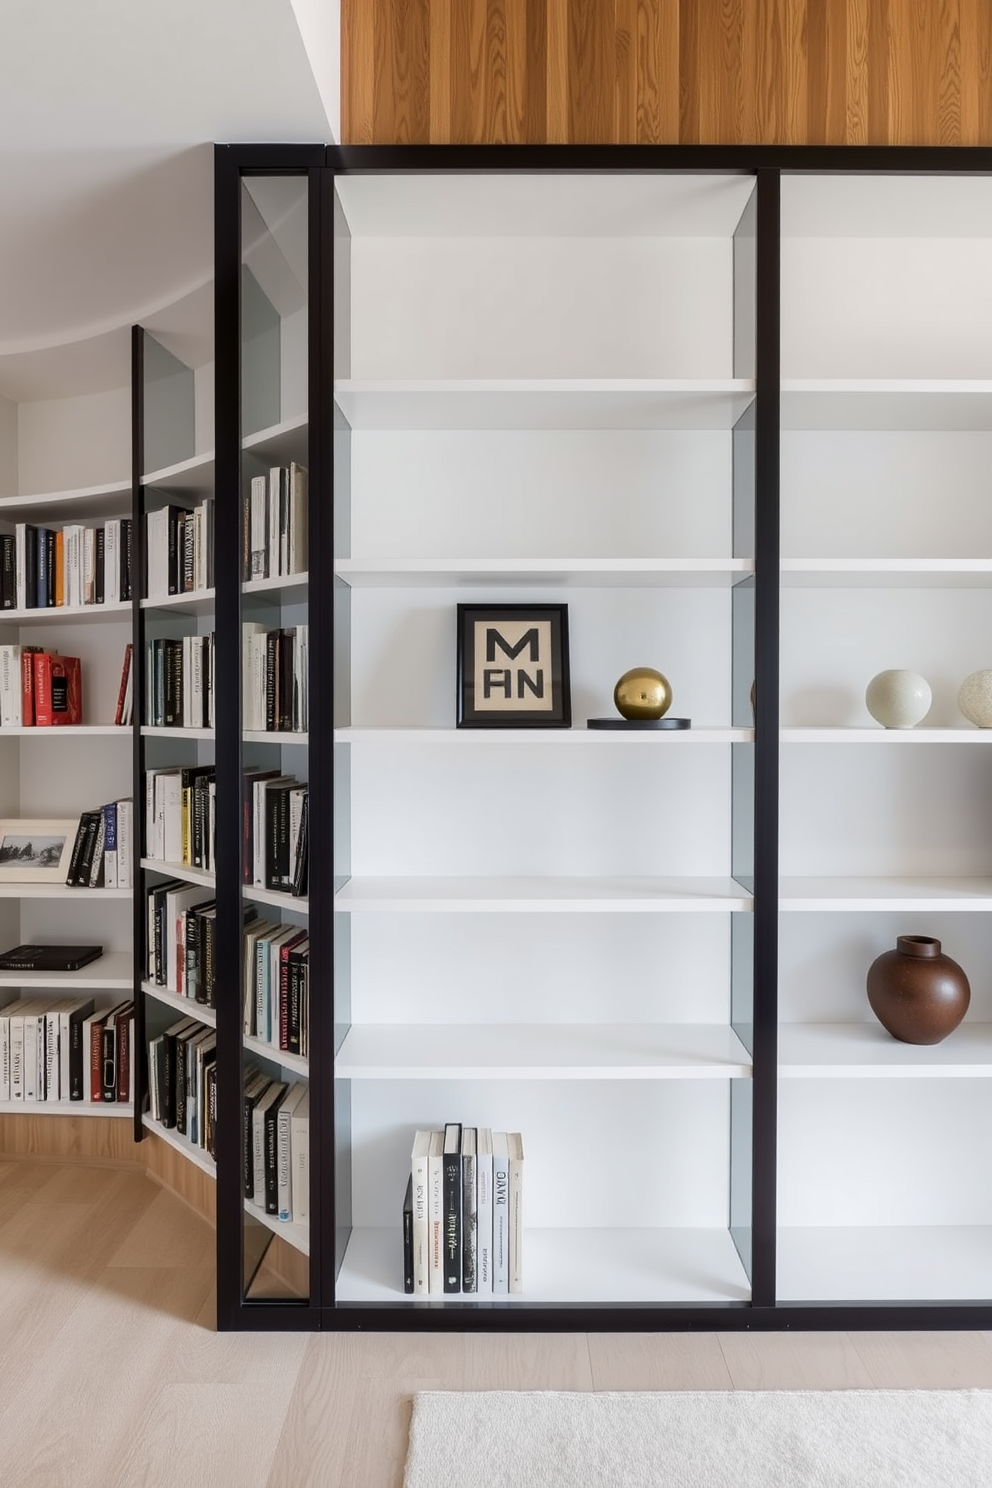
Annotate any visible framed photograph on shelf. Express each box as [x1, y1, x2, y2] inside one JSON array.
[[456, 604, 571, 728], [0, 820, 78, 882]]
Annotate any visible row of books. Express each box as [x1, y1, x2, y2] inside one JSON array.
[[146, 634, 215, 730], [0, 996, 134, 1104], [247, 773, 309, 896], [405, 1125, 524, 1297], [146, 498, 215, 600], [243, 920, 309, 1057], [0, 519, 133, 610], [244, 1072, 309, 1224], [145, 765, 215, 871], [245, 463, 308, 582], [242, 623, 308, 733], [66, 799, 134, 889], [148, 1014, 216, 1153], [0, 648, 82, 727]]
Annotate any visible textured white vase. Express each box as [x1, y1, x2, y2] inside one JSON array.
[[958, 670, 992, 727], [865, 669, 932, 729]]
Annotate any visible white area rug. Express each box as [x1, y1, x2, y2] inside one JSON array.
[[403, 1388, 992, 1487]]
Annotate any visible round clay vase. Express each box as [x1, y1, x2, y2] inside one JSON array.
[[865, 669, 932, 729], [614, 667, 673, 721], [866, 935, 970, 1045], [957, 670, 992, 727]]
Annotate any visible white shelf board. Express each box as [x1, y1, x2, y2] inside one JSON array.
[[242, 414, 308, 463], [337, 1225, 750, 1305], [335, 876, 752, 913], [142, 726, 215, 740], [243, 572, 309, 597], [0, 478, 132, 520], [334, 379, 756, 431], [334, 558, 754, 588], [0, 884, 130, 900], [0, 601, 131, 625], [142, 981, 216, 1027], [242, 730, 308, 745], [243, 1033, 308, 1077], [335, 726, 752, 745], [781, 558, 992, 588], [0, 950, 132, 990], [142, 450, 215, 495], [142, 1113, 217, 1177], [0, 724, 130, 738], [777, 1225, 992, 1303], [780, 727, 992, 744], [0, 1099, 133, 1118], [244, 885, 308, 915], [244, 1199, 310, 1256], [140, 588, 216, 615], [336, 1023, 751, 1080], [778, 1021, 992, 1078], [140, 857, 215, 889], [779, 877, 992, 911], [781, 380, 992, 431]]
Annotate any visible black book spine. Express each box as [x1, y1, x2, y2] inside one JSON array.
[[266, 785, 292, 891], [164, 640, 182, 727], [292, 792, 309, 897], [175, 1038, 188, 1136], [184, 909, 198, 1000], [278, 630, 294, 732], [162, 1033, 177, 1128], [403, 1175, 415, 1294], [65, 814, 90, 887], [204, 911, 216, 1007], [243, 1088, 260, 1196], [287, 952, 301, 1055], [153, 887, 166, 985], [101, 1022, 117, 1103], [69, 1013, 85, 1100], [45, 530, 55, 606], [183, 512, 195, 592], [75, 813, 100, 890], [265, 630, 277, 731], [264, 1093, 284, 1214], [207, 1063, 218, 1159], [443, 1126, 462, 1294], [24, 525, 37, 608], [167, 508, 180, 595], [95, 525, 105, 605], [0, 534, 15, 608], [121, 517, 133, 601]]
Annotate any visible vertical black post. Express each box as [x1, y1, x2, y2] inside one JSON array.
[[131, 325, 146, 1145], [213, 144, 245, 1330], [751, 167, 781, 1308]]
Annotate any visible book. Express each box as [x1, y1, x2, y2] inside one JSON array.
[[276, 1082, 308, 1221], [402, 1175, 415, 1295], [475, 1126, 494, 1296], [291, 1085, 310, 1224], [252, 1080, 287, 1207], [33, 653, 82, 726], [507, 1131, 524, 1295], [427, 1128, 444, 1295], [242, 1071, 272, 1196], [491, 1130, 510, 1296], [461, 1125, 478, 1294], [0, 945, 102, 972], [442, 1121, 462, 1294], [410, 1128, 432, 1296], [114, 643, 133, 726]]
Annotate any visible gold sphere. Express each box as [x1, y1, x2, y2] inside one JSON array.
[[614, 667, 673, 721]]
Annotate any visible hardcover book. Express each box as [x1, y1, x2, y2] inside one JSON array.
[[0, 944, 102, 972]]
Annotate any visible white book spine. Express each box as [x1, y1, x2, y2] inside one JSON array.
[[428, 1132, 444, 1295], [250, 475, 267, 579], [291, 1097, 309, 1224], [44, 1012, 59, 1101], [0, 645, 20, 727], [0, 1011, 10, 1101], [15, 524, 26, 610], [508, 1133, 524, 1295], [268, 467, 282, 578], [58, 1008, 71, 1104], [411, 1131, 431, 1296], [117, 799, 132, 891], [105, 520, 119, 604], [491, 1133, 509, 1295], [9, 1011, 24, 1101], [476, 1134, 494, 1296], [23, 1013, 38, 1101]]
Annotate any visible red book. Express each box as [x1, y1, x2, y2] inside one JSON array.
[[20, 644, 44, 726], [33, 653, 82, 726], [89, 1016, 105, 1103]]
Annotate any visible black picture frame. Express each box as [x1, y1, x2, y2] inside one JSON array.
[[457, 603, 571, 728]]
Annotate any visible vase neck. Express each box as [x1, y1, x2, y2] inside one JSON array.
[[897, 935, 941, 958]]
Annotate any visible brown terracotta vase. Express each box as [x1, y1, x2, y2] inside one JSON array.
[[866, 935, 970, 1045]]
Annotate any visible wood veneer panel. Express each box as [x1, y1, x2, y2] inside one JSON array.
[[0, 1113, 142, 1168]]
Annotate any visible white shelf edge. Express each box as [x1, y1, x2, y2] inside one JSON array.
[[0, 884, 131, 900], [243, 1033, 308, 1076], [242, 730, 308, 745], [142, 450, 216, 486], [334, 726, 752, 744], [0, 478, 131, 511], [242, 414, 308, 453], [244, 885, 309, 914], [778, 877, 992, 911], [0, 602, 131, 623], [141, 726, 215, 740], [141, 981, 216, 1026], [780, 727, 992, 743], [142, 1113, 217, 1176], [140, 857, 215, 888], [334, 877, 752, 914], [243, 573, 309, 596], [140, 588, 215, 611], [0, 1100, 133, 1118], [244, 1198, 310, 1256], [0, 724, 131, 737]]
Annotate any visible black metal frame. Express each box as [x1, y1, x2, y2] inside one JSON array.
[[201, 141, 992, 1330]]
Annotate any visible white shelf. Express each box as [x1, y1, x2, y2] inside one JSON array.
[[0, 884, 130, 900], [244, 885, 308, 915], [0, 478, 132, 520], [334, 876, 752, 913], [243, 572, 309, 597], [142, 726, 215, 740], [0, 950, 132, 990], [781, 559, 992, 588], [335, 1023, 751, 1080], [0, 601, 131, 625], [140, 857, 215, 888], [0, 725, 130, 738], [777, 1225, 992, 1302], [0, 1099, 133, 1118], [141, 587, 216, 615], [334, 558, 754, 588], [335, 726, 752, 745], [142, 1113, 217, 1176], [242, 730, 308, 745], [142, 981, 216, 1026], [781, 380, 992, 431], [778, 1022, 992, 1078], [243, 1033, 308, 1076], [142, 450, 215, 495], [336, 1225, 750, 1304], [780, 727, 992, 744], [242, 414, 308, 463], [334, 379, 756, 431], [779, 877, 992, 911], [244, 1198, 310, 1256]]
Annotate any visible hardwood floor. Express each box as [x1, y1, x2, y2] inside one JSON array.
[[3, 1157, 992, 1488]]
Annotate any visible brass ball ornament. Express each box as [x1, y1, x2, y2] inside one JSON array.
[[614, 667, 673, 722]]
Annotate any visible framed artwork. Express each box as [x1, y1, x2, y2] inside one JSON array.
[[0, 820, 77, 882], [456, 603, 571, 728]]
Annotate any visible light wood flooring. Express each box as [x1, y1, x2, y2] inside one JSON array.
[[3, 1156, 992, 1487]]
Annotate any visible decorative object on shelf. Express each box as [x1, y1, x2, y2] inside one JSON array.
[[0, 819, 77, 882], [864, 669, 932, 729], [866, 935, 970, 1045], [457, 604, 570, 728], [588, 666, 690, 730], [957, 670, 992, 727]]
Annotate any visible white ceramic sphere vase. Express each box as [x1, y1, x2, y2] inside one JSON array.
[[865, 669, 932, 729], [958, 670, 992, 728]]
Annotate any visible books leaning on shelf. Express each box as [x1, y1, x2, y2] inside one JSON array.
[[147, 1014, 217, 1154], [242, 919, 309, 1057], [242, 623, 308, 733], [64, 799, 133, 889], [245, 772, 309, 897], [145, 633, 215, 729], [115, 643, 133, 726], [0, 996, 133, 1104], [243, 1071, 309, 1223], [244, 463, 308, 582], [145, 497, 215, 600], [407, 1127, 523, 1298], [0, 519, 132, 611], [0, 648, 82, 727], [145, 765, 216, 870], [146, 882, 254, 1005]]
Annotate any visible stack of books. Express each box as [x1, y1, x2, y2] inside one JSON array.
[[245, 772, 308, 897], [145, 765, 215, 871], [0, 648, 82, 727], [145, 497, 214, 599], [244, 463, 308, 582], [242, 623, 308, 733], [242, 919, 309, 1057], [148, 1014, 217, 1153], [0, 519, 133, 610], [405, 1125, 524, 1298], [66, 799, 134, 888], [244, 1072, 309, 1223], [145, 633, 215, 728], [0, 994, 133, 1104]]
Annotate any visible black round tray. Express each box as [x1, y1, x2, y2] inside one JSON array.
[[586, 717, 692, 730]]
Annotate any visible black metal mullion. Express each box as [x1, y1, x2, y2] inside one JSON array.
[[130, 326, 146, 1146]]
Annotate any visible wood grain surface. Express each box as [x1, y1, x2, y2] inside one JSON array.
[[342, 0, 992, 145]]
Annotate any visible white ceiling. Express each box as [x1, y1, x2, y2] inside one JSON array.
[[0, 0, 335, 379]]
